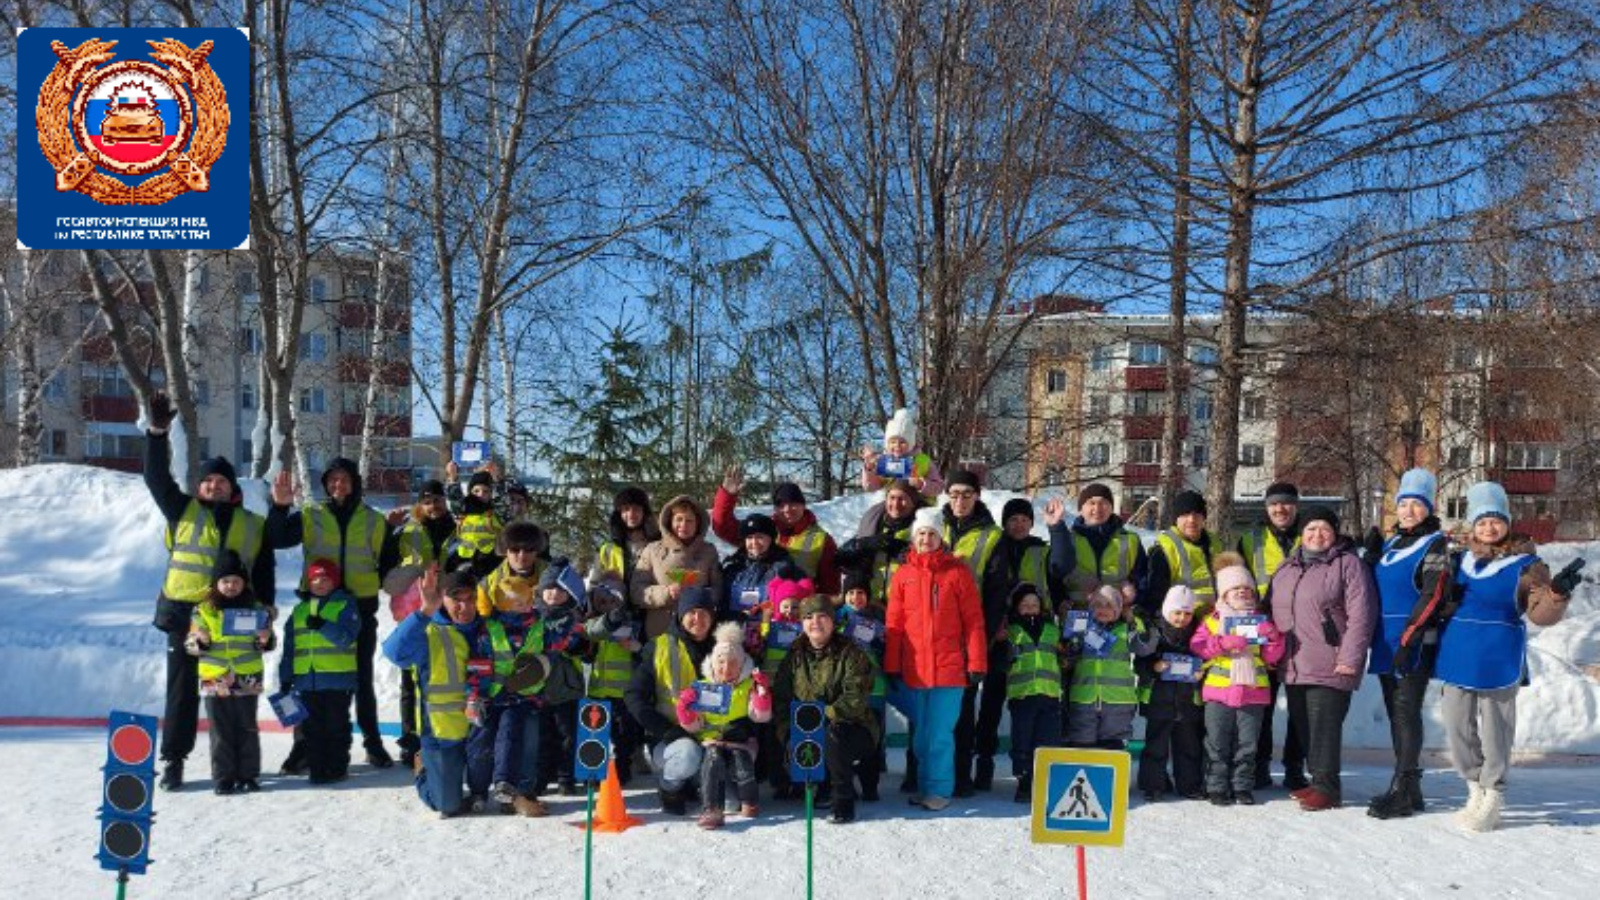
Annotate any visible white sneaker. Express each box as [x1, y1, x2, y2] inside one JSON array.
[[1455, 782, 1485, 827], [1466, 789, 1504, 833]]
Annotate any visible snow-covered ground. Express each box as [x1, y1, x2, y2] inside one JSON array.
[[3, 464, 1599, 897]]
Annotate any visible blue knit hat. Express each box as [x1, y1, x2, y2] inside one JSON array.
[[1396, 469, 1437, 514], [1466, 482, 1510, 524]]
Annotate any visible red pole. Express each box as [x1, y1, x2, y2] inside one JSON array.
[[1075, 846, 1087, 900]]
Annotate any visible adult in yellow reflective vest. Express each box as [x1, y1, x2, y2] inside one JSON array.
[[277, 558, 361, 784], [624, 586, 717, 816], [1235, 480, 1302, 792], [269, 458, 401, 770], [1063, 587, 1157, 748], [1047, 483, 1147, 614], [672, 622, 774, 828], [384, 566, 481, 817], [710, 467, 842, 593], [940, 469, 1009, 798], [142, 390, 275, 792], [1146, 490, 1223, 619], [590, 486, 660, 588], [1003, 583, 1063, 802]]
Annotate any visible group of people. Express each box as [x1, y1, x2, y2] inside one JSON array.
[[142, 397, 1575, 832]]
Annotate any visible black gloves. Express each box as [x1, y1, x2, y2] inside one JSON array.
[[305, 614, 326, 630], [1551, 558, 1586, 596], [148, 391, 175, 431], [1361, 526, 1385, 564]]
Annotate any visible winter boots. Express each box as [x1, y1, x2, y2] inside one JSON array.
[[1014, 774, 1032, 804], [1456, 783, 1504, 832], [659, 787, 688, 816], [159, 759, 185, 792], [973, 756, 996, 792], [829, 799, 857, 824], [697, 808, 725, 830], [512, 795, 549, 818], [365, 741, 395, 769], [1368, 770, 1425, 820]]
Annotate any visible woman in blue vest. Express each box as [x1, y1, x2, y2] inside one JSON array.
[[1367, 469, 1457, 820], [1436, 482, 1570, 832]]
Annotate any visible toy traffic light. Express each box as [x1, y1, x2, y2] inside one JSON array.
[[788, 701, 826, 783], [574, 699, 613, 783], [98, 711, 158, 875]]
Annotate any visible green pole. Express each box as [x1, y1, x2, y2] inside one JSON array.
[[805, 782, 814, 900], [583, 782, 596, 900], [116, 866, 128, 900]]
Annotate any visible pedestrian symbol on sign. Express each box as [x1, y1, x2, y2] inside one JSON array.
[[1051, 770, 1108, 822]]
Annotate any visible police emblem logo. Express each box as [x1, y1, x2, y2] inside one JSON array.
[[37, 37, 228, 205]]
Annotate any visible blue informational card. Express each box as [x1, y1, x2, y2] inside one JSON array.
[[1159, 653, 1201, 682], [452, 441, 491, 466], [1081, 623, 1115, 658], [876, 455, 912, 478], [848, 616, 883, 648], [736, 586, 765, 612], [691, 681, 732, 715], [222, 608, 265, 636], [768, 621, 802, 650], [1224, 615, 1268, 645], [268, 689, 307, 728], [1064, 609, 1091, 635]]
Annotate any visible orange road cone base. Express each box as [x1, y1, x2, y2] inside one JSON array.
[[571, 759, 642, 833]]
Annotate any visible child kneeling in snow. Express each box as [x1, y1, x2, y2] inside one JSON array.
[[1191, 555, 1285, 806], [186, 551, 276, 794], [676, 622, 774, 829]]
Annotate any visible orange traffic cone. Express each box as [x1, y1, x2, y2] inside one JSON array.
[[572, 759, 642, 833]]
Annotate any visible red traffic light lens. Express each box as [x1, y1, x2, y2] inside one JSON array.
[[109, 724, 154, 766]]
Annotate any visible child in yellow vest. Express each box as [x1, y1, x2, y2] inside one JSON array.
[[675, 622, 774, 829], [1004, 582, 1063, 802], [583, 578, 646, 783], [278, 558, 361, 785], [1190, 554, 1285, 806], [1063, 585, 1156, 748], [185, 551, 275, 794]]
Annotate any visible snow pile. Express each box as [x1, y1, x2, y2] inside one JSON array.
[[2, 465, 1598, 753]]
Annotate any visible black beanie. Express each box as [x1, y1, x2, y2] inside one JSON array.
[[467, 470, 494, 491], [1001, 497, 1035, 525], [198, 456, 239, 493], [214, 550, 248, 582], [771, 482, 807, 507], [1300, 504, 1340, 534], [1171, 490, 1207, 519], [839, 567, 871, 597], [947, 469, 982, 492], [1263, 481, 1300, 505], [1077, 483, 1114, 509], [418, 479, 446, 499], [740, 513, 778, 540]]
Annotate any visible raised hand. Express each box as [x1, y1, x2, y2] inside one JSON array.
[[1043, 497, 1067, 527], [271, 470, 295, 506]]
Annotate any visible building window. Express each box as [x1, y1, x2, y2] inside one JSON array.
[[241, 382, 255, 410], [299, 333, 329, 362], [194, 379, 211, 407], [1191, 443, 1209, 469], [82, 363, 137, 397], [44, 371, 69, 403], [350, 274, 376, 302], [1452, 344, 1477, 369], [1446, 495, 1469, 519], [1088, 394, 1111, 418], [1129, 340, 1166, 366], [1501, 444, 1558, 470], [1448, 391, 1475, 421], [1240, 444, 1264, 467], [87, 434, 145, 458], [1242, 395, 1267, 421], [1084, 443, 1110, 467], [241, 327, 263, 355], [42, 430, 68, 458], [1129, 392, 1166, 416], [1191, 392, 1213, 423], [235, 269, 256, 295], [1190, 345, 1218, 368], [1128, 440, 1162, 464], [1447, 445, 1471, 469], [1046, 369, 1068, 394], [1043, 417, 1066, 440], [311, 277, 328, 303], [1090, 344, 1114, 372], [299, 387, 327, 414], [239, 438, 253, 464]]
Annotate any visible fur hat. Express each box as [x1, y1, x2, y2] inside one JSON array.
[[1077, 483, 1114, 509], [307, 558, 341, 587], [1397, 469, 1437, 514], [704, 622, 751, 679], [1001, 497, 1036, 526], [740, 513, 778, 541], [767, 574, 816, 612], [771, 482, 807, 507], [1263, 481, 1300, 506], [613, 486, 650, 511], [912, 507, 945, 541], [1171, 490, 1207, 519], [947, 469, 982, 492], [1162, 585, 1197, 616], [1466, 481, 1510, 524], [885, 408, 917, 447], [214, 550, 248, 583], [1088, 584, 1122, 614], [1300, 505, 1341, 534], [499, 521, 549, 555], [1211, 550, 1256, 599]]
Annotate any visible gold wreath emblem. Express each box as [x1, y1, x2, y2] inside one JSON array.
[[36, 37, 229, 206]]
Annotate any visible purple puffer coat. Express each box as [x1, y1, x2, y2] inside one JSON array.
[[1267, 541, 1377, 692]]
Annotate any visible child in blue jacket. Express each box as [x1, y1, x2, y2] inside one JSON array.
[[278, 558, 360, 784]]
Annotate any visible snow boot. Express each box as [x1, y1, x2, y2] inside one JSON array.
[[159, 759, 185, 792], [1369, 770, 1422, 820], [973, 756, 995, 792], [1465, 789, 1504, 832], [1456, 782, 1485, 827], [1405, 769, 1426, 812], [365, 742, 395, 769], [829, 799, 857, 824], [739, 802, 760, 818], [1014, 774, 1032, 804], [659, 787, 688, 816], [1234, 790, 1256, 806], [213, 778, 237, 796], [512, 795, 549, 818], [279, 747, 308, 777], [697, 808, 725, 830], [238, 778, 261, 793]]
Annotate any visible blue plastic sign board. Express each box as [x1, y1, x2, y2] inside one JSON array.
[[452, 441, 490, 466], [1030, 747, 1129, 847], [1225, 615, 1268, 645], [222, 608, 266, 636], [876, 455, 912, 478], [1159, 653, 1201, 682], [691, 682, 732, 715]]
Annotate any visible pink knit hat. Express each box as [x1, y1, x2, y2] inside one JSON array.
[[767, 574, 815, 620], [1213, 564, 1257, 599]]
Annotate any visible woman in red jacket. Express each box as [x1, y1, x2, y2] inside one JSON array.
[[886, 507, 987, 811]]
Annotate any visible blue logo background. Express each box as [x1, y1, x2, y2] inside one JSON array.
[[16, 27, 250, 249], [1043, 763, 1116, 833]]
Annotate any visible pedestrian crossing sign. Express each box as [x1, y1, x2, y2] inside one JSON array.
[[1030, 748, 1129, 847]]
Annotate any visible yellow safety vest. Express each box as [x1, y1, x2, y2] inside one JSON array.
[[480, 618, 546, 699], [588, 638, 634, 700], [651, 633, 700, 721], [1068, 623, 1139, 705], [396, 521, 439, 569], [1006, 621, 1063, 700], [783, 526, 828, 581], [1157, 529, 1221, 608], [290, 596, 356, 675], [1014, 544, 1054, 610], [594, 541, 627, 581], [946, 522, 1001, 585], [868, 522, 913, 605], [698, 680, 755, 742], [1240, 527, 1298, 599], [161, 501, 265, 603], [301, 503, 386, 596], [1065, 531, 1140, 608], [1199, 613, 1271, 690], [195, 604, 265, 681], [424, 622, 471, 741], [455, 509, 504, 559]]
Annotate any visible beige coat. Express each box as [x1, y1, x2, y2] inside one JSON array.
[[629, 495, 723, 639]]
